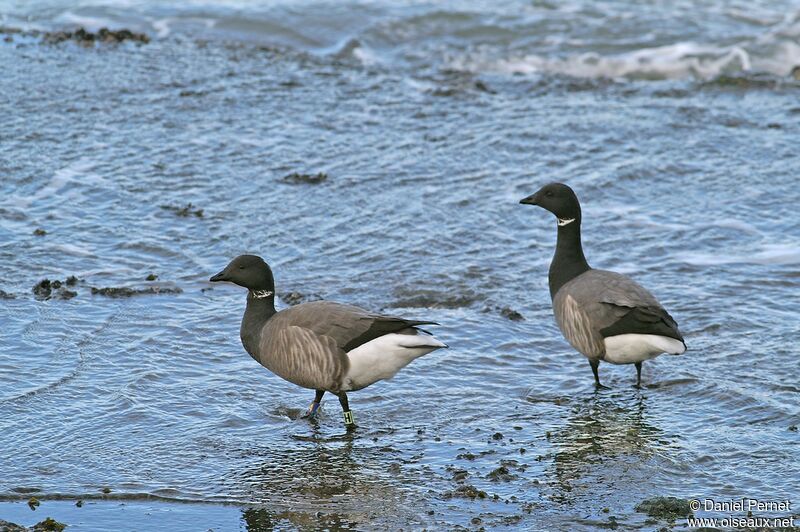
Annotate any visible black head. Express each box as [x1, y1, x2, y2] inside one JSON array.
[[210, 255, 275, 291], [519, 182, 581, 222]]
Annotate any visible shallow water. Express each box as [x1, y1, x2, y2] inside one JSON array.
[[1, 0, 800, 530]]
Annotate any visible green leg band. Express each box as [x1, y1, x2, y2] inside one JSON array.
[[342, 411, 355, 425]]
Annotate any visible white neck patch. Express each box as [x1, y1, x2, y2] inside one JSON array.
[[251, 289, 273, 299], [557, 217, 575, 227]]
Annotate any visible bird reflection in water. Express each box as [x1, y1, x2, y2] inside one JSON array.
[[235, 429, 412, 530]]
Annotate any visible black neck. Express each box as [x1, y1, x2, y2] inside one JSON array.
[[240, 291, 276, 358], [548, 219, 591, 299]]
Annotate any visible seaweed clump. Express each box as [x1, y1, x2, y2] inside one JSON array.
[[43, 27, 149, 45], [90, 286, 182, 298], [393, 288, 478, 309], [28, 496, 40, 510], [282, 172, 328, 184], [32, 279, 78, 300], [443, 484, 488, 500], [279, 291, 322, 306], [31, 518, 66, 532], [0, 25, 149, 45], [487, 465, 517, 482], [635, 496, 692, 520], [482, 304, 525, 321]]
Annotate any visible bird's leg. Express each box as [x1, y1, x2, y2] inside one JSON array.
[[634, 362, 642, 388], [302, 389, 325, 419], [337, 391, 356, 428], [590, 359, 609, 389]]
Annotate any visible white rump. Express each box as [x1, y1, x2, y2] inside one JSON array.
[[342, 330, 446, 391], [604, 334, 686, 364]]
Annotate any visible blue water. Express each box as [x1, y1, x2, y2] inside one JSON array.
[[1, 1, 799, 530]]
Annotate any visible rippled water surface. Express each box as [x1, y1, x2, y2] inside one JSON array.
[[1, 0, 799, 530]]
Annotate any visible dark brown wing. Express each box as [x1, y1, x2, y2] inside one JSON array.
[[598, 304, 684, 342]]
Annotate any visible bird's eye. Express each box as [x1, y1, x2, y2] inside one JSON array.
[[545, 191, 554, 198], [239, 265, 245, 270]]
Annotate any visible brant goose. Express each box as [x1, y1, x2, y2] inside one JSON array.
[[210, 255, 447, 427], [520, 183, 686, 387]]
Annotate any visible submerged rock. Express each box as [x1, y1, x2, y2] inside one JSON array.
[[160, 203, 203, 218], [282, 172, 328, 184], [635, 496, 692, 520], [0, 289, 15, 299], [0, 519, 27, 532], [279, 291, 322, 306]]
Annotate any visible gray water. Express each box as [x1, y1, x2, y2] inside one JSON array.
[[1, 1, 799, 530]]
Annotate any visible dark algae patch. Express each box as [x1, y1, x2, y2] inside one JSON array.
[[279, 291, 322, 305], [392, 288, 478, 309], [282, 172, 328, 184], [44, 27, 149, 45], [486, 465, 517, 482], [90, 286, 182, 298], [443, 484, 488, 500], [0, 25, 149, 45], [160, 203, 203, 218], [33, 228, 46, 236], [635, 496, 693, 520], [498, 306, 524, 321], [27, 497, 40, 511], [482, 305, 525, 321]]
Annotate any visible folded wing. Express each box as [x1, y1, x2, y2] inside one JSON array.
[[259, 301, 440, 391]]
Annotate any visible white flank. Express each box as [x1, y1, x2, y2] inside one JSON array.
[[604, 334, 686, 364], [342, 331, 446, 391]]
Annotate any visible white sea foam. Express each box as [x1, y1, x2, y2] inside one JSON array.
[[444, 7, 800, 80], [680, 243, 800, 266], [13, 159, 107, 209], [447, 40, 793, 80], [54, 11, 117, 32]]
